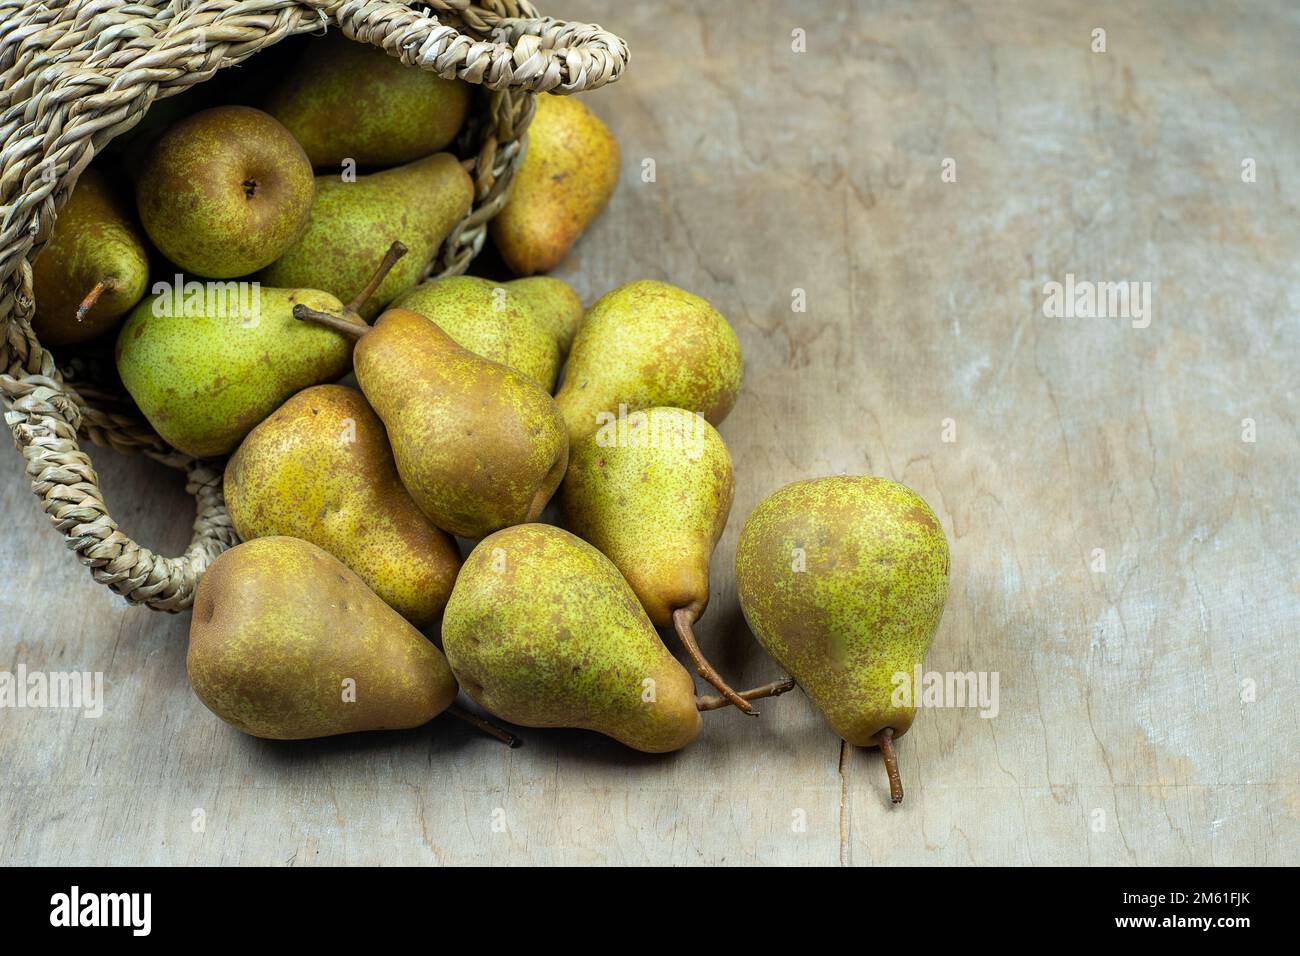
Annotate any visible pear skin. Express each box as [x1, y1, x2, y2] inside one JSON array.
[[394, 276, 562, 389], [116, 286, 363, 458], [507, 276, 585, 353], [265, 31, 471, 169], [490, 92, 620, 275], [32, 167, 149, 345], [259, 153, 472, 319], [735, 477, 950, 800], [136, 106, 315, 278], [224, 385, 461, 626], [442, 524, 702, 753], [352, 308, 569, 539], [555, 281, 743, 446], [188, 536, 457, 739]]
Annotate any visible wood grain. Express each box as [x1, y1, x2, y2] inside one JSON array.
[[2, 0, 1296, 865]]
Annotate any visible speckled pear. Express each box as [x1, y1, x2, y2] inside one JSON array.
[[136, 106, 314, 278], [32, 168, 149, 345], [393, 275, 582, 389], [259, 153, 472, 319], [491, 92, 620, 275], [264, 31, 471, 169], [735, 476, 950, 803], [555, 281, 743, 446], [562, 407, 757, 712], [188, 536, 457, 740], [441, 525, 702, 753], [224, 385, 461, 626]]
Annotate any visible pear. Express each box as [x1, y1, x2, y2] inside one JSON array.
[[562, 407, 761, 713], [31, 168, 149, 345], [555, 280, 743, 445], [295, 301, 568, 539], [224, 385, 461, 626], [259, 152, 472, 319], [188, 536, 457, 739], [490, 92, 620, 275], [136, 106, 314, 278], [508, 276, 585, 353], [116, 244, 404, 458], [393, 275, 581, 390], [735, 476, 950, 804], [265, 31, 471, 169], [443, 525, 794, 752]]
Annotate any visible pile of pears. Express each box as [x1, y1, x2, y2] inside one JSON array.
[[32, 33, 952, 803]]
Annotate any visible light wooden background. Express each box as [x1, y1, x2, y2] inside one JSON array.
[[3, 0, 1297, 866]]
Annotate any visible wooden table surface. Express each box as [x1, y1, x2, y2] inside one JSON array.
[[3, 0, 1297, 866]]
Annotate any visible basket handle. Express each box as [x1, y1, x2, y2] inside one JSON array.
[[324, 0, 629, 93]]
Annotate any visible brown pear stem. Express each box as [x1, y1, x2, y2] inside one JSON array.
[[447, 703, 522, 748], [878, 727, 903, 805], [76, 278, 115, 322], [672, 606, 756, 715], [696, 677, 796, 712], [293, 304, 370, 338], [347, 240, 408, 313]]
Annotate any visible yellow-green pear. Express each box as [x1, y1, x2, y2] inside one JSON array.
[[393, 275, 582, 390], [294, 303, 569, 539], [188, 536, 458, 739], [224, 385, 461, 626], [562, 407, 759, 713], [265, 32, 471, 169], [442, 525, 703, 753], [555, 280, 743, 446], [491, 92, 620, 275], [32, 167, 149, 345], [259, 153, 472, 319], [735, 476, 950, 804]]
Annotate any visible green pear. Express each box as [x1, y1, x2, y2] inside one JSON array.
[[31, 168, 149, 346], [735, 476, 950, 803], [259, 153, 472, 319], [224, 385, 461, 626], [562, 407, 761, 713], [491, 92, 620, 275], [441, 524, 703, 753], [188, 536, 457, 739], [555, 280, 743, 446], [264, 31, 471, 169], [393, 275, 581, 390], [295, 303, 568, 538], [136, 106, 314, 278]]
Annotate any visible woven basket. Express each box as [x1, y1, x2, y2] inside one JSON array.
[[0, 0, 628, 612]]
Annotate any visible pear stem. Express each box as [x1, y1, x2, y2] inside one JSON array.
[[447, 703, 522, 748], [879, 727, 904, 805], [696, 677, 796, 712], [293, 305, 370, 338], [76, 278, 115, 323], [672, 606, 757, 716], [347, 240, 408, 313]]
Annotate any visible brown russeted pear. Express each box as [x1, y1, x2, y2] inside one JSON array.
[[188, 536, 457, 739], [264, 31, 471, 169], [735, 476, 950, 804], [116, 244, 403, 458], [392, 275, 582, 390], [259, 152, 472, 319], [136, 106, 315, 278], [32, 168, 149, 345], [224, 385, 461, 626], [555, 280, 743, 446], [294, 297, 569, 539], [441, 525, 794, 753], [490, 92, 620, 275], [562, 406, 764, 713]]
